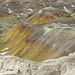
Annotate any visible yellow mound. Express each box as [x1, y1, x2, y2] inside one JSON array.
[[0, 23, 60, 62], [72, 13, 75, 17], [27, 11, 71, 24]]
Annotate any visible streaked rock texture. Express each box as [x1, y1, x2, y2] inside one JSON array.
[[0, 0, 75, 75], [0, 17, 75, 62], [0, 52, 75, 75], [0, 1, 75, 62]]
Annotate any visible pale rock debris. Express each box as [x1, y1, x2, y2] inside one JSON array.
[[0, 53, 75, 75]]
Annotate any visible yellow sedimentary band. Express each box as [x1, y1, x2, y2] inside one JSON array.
[[27, 11, 71, 24], [72, 13, 75, 17], [0, 23, 58, 62], [0, 13, 18, 18]]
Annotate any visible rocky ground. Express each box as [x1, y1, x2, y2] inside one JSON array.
[[0, 52, 75, 75]]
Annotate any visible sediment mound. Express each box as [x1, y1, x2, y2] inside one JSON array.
[[27, 8, 71, 24], [0, 17, 75, 62]]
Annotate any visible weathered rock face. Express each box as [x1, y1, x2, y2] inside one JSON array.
[[0, 52, 75, 75]]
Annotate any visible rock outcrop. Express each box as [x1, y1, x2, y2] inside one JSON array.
[[0, 52, 75, 75]]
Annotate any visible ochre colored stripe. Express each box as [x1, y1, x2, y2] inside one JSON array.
[[27, 11, 71, 24]]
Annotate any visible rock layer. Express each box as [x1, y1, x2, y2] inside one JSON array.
[[0, 17, 75, 62], [0, 52, 75, 75]]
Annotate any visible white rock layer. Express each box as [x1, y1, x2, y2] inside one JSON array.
[[0, 53, 75, 75]]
